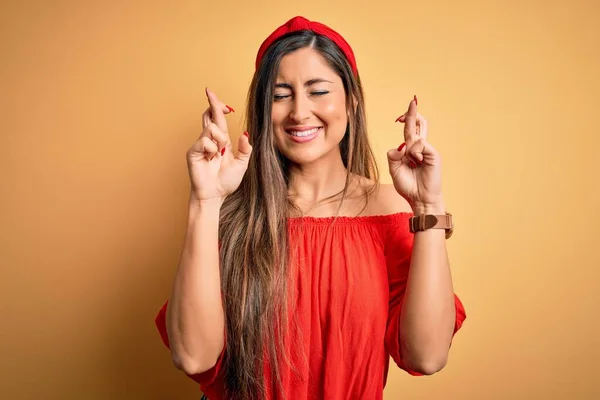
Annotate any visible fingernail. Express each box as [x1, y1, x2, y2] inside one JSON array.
[[221, 148, 226, 156], [395, 115, 403, 123], [397, 143, 406, 151], [410, 161, 417, 168], [226, 105, 235, 113], [243, 131, 249, 138], [414, 95, 418, 105]]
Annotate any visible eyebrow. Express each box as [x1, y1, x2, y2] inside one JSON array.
[[275, 78, 334, 89]]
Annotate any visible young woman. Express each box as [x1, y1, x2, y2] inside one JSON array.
[[155, 16, 466, 400]]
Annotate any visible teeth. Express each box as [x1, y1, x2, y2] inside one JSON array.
[[289, 127, 319, 137]]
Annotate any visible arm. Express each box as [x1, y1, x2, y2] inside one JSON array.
[[387, 96, 465, 375], [165, 197, 225, 375], [399, 202, 456, 375]]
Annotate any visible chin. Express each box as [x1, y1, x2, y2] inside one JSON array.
[[280, 146, 338, 166], [285, 153, 322, 165], [274, 126, 345, 165]]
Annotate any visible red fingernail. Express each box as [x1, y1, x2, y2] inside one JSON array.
[[243, 131, 249, 138], [414, 95, 418, 105], [395, 113, 407, 122], [397, 143, 406, 151], [226, 105, 235, 113], [221, 148, 226, 156], [410, 161, 417, 168]]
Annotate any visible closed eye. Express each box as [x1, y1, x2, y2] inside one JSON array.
[[274, 91, 329, 101]]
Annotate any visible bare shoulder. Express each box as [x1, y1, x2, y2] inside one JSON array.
[[346, 174, 412, 216], [369, 183, 413, 215]]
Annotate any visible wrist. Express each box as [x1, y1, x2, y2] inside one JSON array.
[[411, 201, 446, 215], [189, 195, 224, 212]]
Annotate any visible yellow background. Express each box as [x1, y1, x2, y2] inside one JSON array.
[[1, 0, 598, 399]]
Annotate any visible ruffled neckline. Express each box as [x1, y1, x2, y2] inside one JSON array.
[[287, 211, 412, 225]]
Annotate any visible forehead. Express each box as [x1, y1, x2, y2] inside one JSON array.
[[276, 47, 340, 83]]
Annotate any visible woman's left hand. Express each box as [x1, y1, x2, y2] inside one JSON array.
[[387, 96, 445, 214]]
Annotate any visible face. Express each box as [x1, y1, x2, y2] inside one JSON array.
[[271, 47, 348, 165]]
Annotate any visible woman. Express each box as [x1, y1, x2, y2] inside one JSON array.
[[155, 16, 466, 400]]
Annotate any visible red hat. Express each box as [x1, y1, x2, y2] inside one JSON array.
[[255, 16, 358, 75]]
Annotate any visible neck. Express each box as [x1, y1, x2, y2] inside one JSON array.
[[287, 150, 348, 209]]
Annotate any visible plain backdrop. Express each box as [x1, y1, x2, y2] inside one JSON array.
[[1, 0, 599, 399]]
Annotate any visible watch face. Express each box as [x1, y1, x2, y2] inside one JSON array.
[[445, 213, 453, 239]]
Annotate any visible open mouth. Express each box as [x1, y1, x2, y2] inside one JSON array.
[[285, 127, 322, 143]]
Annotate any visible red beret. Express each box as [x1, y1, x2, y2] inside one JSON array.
[[255, 16, 358, 75]]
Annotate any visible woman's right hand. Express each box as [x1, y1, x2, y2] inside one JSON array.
[[186, 87, 253, 204]]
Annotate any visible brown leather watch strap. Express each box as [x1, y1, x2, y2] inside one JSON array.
[[409, 213, 453, 239]]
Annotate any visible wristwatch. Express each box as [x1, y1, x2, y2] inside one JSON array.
[[409, 212, 454, 239]]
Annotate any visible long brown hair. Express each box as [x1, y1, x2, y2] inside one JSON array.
[[218, 30, 379, 400]]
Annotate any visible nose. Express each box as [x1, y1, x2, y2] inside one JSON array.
[[289, 93, 312, 123]]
